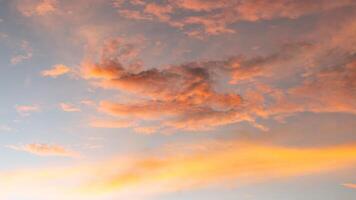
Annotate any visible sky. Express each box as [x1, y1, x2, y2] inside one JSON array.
[[0, 0, 355, 199]]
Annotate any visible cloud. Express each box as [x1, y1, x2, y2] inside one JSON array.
[[172, 0, 226, 11], [79, 19, 356, 132], [84, 141, 356, 195], [0, 125, 12, 132], [7, 143, 79, 158], [2, 141, 355, 199], [60, 103, 81, 112], [91, 61, 243, 130], [144, 3, 173, 22], [113, 0, 356, 36], [11, 41, 33, 64], [41, 64, 71, 78], [15, 105, 40, 116], [80, 99, 96, 106], [285, 58, 356, 114], [17, 0, 58, 17], [234, 0, 355, 21], [342, 183, 356, 189]]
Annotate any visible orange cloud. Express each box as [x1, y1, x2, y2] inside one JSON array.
[[41, 64, 71, 78], [81, 38, 244, 131], [235, 0, 355, 21], [1, 141, 355, 199], [286, 59, 356, 114], [144, 3, 173, 21], [7, 143, 79, 158], [113, 0, 355, 36], [342, 183, 356, 189], [80, 23, 356, 132], [173, 0, 226, 11], [60, 103, 80, 112], [76, 15, 356, 133], [82, 141, 356, 195]]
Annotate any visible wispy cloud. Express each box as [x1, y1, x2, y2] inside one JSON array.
[[7, 143, 79, 158], [41, 64, 71, 78], [59, 103, 80, 112], [0, 124, 12, 132], [11, 40, 32, 64], [15, 104, 40, 116], [342, 183, 356, 189]]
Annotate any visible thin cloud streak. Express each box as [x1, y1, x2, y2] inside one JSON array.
[[60, 103, 81, 112], [7, 143, 79, 158]]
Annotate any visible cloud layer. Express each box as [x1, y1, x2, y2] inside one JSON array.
[[1, 141, 356, 199]]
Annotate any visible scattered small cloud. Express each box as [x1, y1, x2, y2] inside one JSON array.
[[41, 64, 71, 78], [342, 183, 356, 189], [15, 104, 40, 116], [7, 143, 79, 158], [11, 40, 33, 64], [59, 103, 80, 112], [80, 99, 96, 106], [17, 0, 58, 17], [0, 124, 12, 132], [0, 32, 8, 39]]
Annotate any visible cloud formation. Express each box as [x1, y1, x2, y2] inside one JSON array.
[[113, 0, 356, 36], [7, 143, 79, 157], [82, 42, 245, 131], [81, 20, 355, 133]]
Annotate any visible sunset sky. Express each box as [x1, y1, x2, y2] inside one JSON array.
[[0, 0, 355, 199]]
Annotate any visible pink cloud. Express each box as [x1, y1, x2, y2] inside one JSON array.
[[17, 0, 58, 17], [15, 105, 40, 116]]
